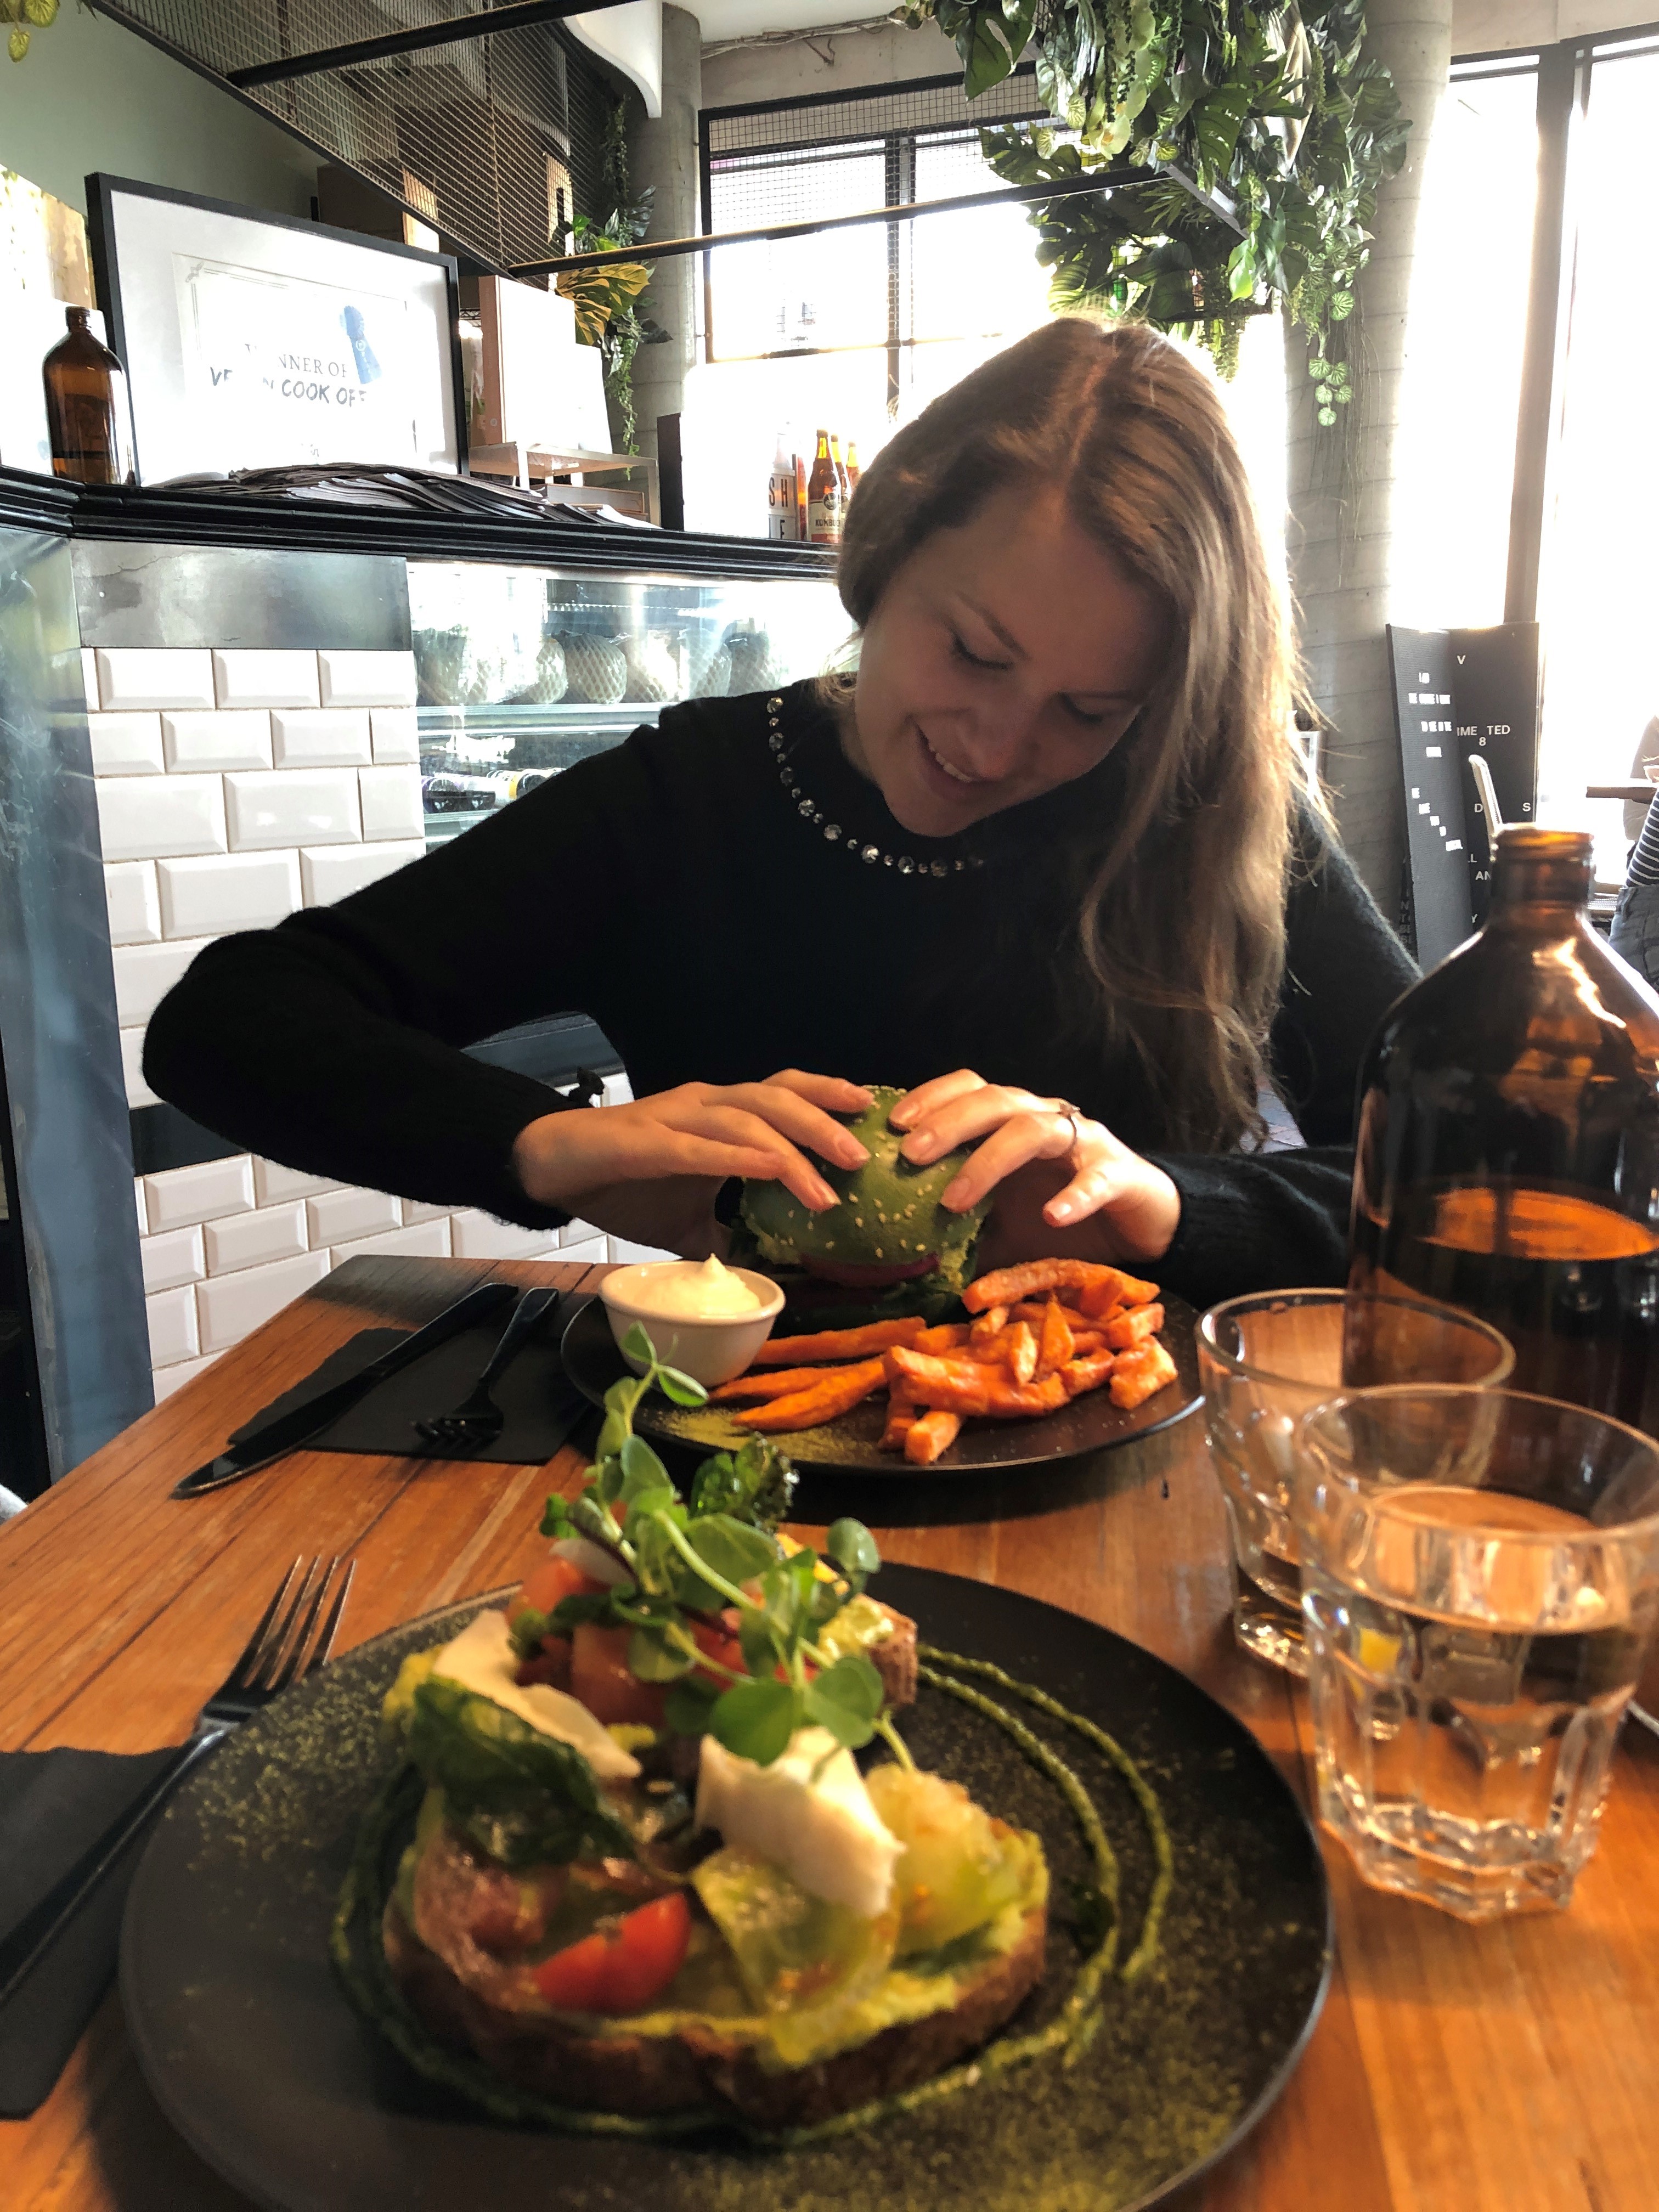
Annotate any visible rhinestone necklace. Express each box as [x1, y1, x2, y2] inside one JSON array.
[[766, 692, 985, 878]]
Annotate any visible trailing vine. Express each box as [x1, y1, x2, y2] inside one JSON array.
[[906, 0, 1409, 405], [3, 0, 60, 64], [552, 97, 668, 454]]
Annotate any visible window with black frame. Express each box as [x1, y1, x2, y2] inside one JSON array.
[[699, 69, 1065, 427]]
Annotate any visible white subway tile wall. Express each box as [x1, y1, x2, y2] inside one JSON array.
[[298, 840, 422, 905], [358, 764, 424, 842], [203, 1203, 309, 1275], [95, 648, 215, 712], [370, 707, 419, 764], [161, 709, 273, 774], [305, 1186, 401, 1246], [270, 708, 372, 769], [196, 1252, 331, 1354], [87, 712, 165, 777], [225, 767, 362, 850], [318, 649, 418, 709], [120, 1030, 158, 1110], [139, 1224, 205, 1295], [97, 775, 227, 863], [157, 851, 301, 938], [252, 1158, 339, 1205], [105, 862, 161, 946], [153, 1351, 223, 1400], [213, 649, 320, 711], [90, 651, 645, 1389]]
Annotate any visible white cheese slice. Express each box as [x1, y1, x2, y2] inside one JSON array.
[[696, 1727, 900, 1918], [431, 1608, 640, 1781]]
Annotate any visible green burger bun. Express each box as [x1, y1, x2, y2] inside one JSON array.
[[734, 1085, 989, 1326]]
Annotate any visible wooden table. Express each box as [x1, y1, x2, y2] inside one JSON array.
[[3, 1254, 1657, 2211], [1587, 783, 1658, 804]]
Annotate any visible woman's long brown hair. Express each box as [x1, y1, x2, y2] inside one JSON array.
[[836, 317, 1304, 1153]]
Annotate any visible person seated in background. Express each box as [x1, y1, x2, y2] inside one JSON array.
[[1624, 712, 1659, 846], [1611, 788, 1659, 987]]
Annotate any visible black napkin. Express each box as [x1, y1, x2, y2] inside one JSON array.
[[228, 1299, 598, 1464], [0, 1745, 178, 2116]]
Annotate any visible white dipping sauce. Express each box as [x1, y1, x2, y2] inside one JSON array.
[[616, 1254, 766, 1321]]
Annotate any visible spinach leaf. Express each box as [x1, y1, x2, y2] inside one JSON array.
[[405, 1678, 634, 1869]]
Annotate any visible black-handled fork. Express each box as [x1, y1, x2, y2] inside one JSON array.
[[414, 1285, 563, 1452], [0, 1554, 353, 2008]]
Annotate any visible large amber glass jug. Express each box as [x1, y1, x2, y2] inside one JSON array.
[[1348, 826, 1659, 1432]]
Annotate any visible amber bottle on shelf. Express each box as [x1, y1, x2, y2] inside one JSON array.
[[42, 308, 137, 486], [830, 431, 850, 507], [1348, 825, 1659, 1432], [844, 438, 861, 494], [806, 429, 841, 545]]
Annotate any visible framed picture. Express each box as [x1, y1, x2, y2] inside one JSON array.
[[86, 174, 466, 483]]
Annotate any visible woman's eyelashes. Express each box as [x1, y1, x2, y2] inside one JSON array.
[[946, 628, 1118, 732], [948, 630, 1009, 673]]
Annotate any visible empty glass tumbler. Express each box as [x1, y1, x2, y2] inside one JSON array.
[[1197, 1291, 1514, 1674], [1293, 1385, 1659, 1919]]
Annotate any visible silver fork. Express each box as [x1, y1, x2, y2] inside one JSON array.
[[414, 1284, 562, 1452], [0, 1553, 354, 2006]]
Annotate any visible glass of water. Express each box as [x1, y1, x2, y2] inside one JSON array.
[[1197, 1291, 1514, 1674], [1294, 1385, 1659, 1920]]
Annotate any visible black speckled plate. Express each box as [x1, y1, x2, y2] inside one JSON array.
[[120, 1567, 1330, 2212], [560, 1292, 1203, 1476]]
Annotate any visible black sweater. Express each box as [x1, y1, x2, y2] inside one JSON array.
[[143, 681, 1418, 1308]]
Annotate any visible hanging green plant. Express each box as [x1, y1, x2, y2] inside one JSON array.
[[552, 98, 669, 455], [3, 0, 61, 64], [905, 0, 1409, 398]]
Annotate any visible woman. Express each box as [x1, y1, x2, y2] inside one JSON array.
[[144, 319, 1416, 1308]]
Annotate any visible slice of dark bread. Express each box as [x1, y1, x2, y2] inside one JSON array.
[[868, 1601, 918, 1709], [383, 1893, 1045, 2129]]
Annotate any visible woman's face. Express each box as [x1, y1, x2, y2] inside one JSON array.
[[846, 480, 1170, 838]]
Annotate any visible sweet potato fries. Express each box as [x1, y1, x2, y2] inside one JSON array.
[[712, 1260, 1178, 1464]]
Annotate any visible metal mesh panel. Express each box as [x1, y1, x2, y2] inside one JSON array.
[[703, 65, 1053, 161], [98, 0, 611, 272]]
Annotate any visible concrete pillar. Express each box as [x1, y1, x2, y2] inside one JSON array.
[[628, 4, 701, 462], [1285, 0, 1453, 911]]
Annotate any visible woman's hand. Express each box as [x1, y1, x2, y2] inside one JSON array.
[[512, 1071, 872, 1254], [890, 1070, 1180, 1266]]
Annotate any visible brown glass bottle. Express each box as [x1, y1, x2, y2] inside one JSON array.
[[806, 429, 841, 546], [42, 308, 137, 486], [830, 431, 850, 507], [1348, 826, 1659, 1431], [844, 438, 861, 494]]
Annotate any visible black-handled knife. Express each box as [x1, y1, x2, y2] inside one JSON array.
[[172, 1278, 520, 1498]]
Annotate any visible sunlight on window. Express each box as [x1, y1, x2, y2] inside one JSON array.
[[1390, 65, 1536, 631], [1537, 46, 1659, 873]]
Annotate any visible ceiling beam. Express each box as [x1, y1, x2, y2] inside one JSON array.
[[512, 162, 1243, 275], [227, 0, 639, 89]]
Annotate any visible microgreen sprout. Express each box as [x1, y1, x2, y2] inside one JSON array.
[[535, 1325, 909, 1770]]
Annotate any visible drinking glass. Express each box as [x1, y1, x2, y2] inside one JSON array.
[[1293, 1385, 1659, 1919], [1197, 1291, 1514, 1675]]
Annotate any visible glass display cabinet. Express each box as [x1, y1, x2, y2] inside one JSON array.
[[408, 560, 849, 847]]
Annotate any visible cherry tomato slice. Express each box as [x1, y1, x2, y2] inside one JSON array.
[[571, 1623, 668, 1725], [509, 1553, 607, 1637], [532, 1891, 691, 2015]]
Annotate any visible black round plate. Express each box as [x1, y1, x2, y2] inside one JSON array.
[[120, 1567, 1330, 2212], [560, 1293, 1202, 1475]]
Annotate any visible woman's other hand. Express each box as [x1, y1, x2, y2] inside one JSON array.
[[511, 1071, 872, 1251], [889, 1070, 1180, 1266]]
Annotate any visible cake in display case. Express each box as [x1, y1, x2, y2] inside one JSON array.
[[409, 561, 847, 845]]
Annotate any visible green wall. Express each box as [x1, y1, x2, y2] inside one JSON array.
[[0, 7, 318, 221]]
